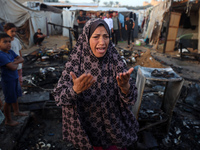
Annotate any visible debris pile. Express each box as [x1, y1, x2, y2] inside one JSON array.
[[136, 81, 200, 149], [134, 49, 164, 68], [24, 46, 70, 66]]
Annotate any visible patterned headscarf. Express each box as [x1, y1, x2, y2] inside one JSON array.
[[53, 18, 138, 149]]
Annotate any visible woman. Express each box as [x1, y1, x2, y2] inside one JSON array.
[[53, 18, 139, 150]]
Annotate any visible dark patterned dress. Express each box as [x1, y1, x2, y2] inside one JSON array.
[[53, 18, 139, 150]]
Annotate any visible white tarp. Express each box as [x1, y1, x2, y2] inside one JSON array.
[[0, 0, 62, 47], [62, 9, 75, 37], [69, 6, 132, 12], [143, 1, 171, 39]]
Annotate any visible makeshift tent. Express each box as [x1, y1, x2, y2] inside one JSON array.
[[62, 9, 75, 37], [142, 1, 171, 44], [68, 6, 132, 12], [0, 0, 62, 47]]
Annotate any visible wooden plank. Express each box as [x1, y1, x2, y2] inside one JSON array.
[[167, 27, 179, 40], [169, 12, 181, 27], [166, 41, 176, 52], [165, 12, 181, 52], [173, 0, 189, 6]]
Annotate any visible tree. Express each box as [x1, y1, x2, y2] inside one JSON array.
[[103, 2, 108, 6], [93, 0, 100, 6], [109, 1, 114, 7], [93, 0, 100, 3]]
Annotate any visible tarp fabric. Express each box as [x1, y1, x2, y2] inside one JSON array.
[[0, 0, 62, 47]]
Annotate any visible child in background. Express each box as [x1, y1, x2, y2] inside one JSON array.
[[4, 23, 23, 86], [0, 33, 26, 126]]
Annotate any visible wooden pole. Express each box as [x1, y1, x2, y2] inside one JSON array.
[[163, 0, 173, 53]]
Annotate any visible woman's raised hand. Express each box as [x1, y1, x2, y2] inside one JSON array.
[[70, 72, 96, 94], [116, 68, 134, 95]]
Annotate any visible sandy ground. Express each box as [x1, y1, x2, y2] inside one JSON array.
[[21, 35, 71, 56]]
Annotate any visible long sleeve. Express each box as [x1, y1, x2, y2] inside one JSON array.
[[53, 64, 79, 106], [118, 78, 137, 105]]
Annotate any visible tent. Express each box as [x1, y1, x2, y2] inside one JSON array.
[[0, 0, 62, 47], [68, 6, 132, 12], [62, 9, 75, 37]]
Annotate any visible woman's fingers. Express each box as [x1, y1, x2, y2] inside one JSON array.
[[78, 74, 95, 89], [70, 72, 77, 81], [72, 73, 96, 94], [117, 68, 133, 85], [83, 78, 96, 90], [127, 67, 134, 74]]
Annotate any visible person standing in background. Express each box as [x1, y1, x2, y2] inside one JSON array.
[[4, 23, 23, 87], [104, 12, 113, 40], [77, 10, 86, 37], [112, 12, 121, 46], [0, 33, 26, 126], [125, 16, 135, 48]]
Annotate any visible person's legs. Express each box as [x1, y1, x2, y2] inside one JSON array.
[[12, 101, 27, 116], [37, 38, 44, 45], [12, 79, 27, 116], [127, 30, 131, 47], [131, 29, 134, 45], [112, 31, 115, 44], [78, 28, 83, 38], [4, 102, 19, 126], [115, 30, 119, 45]]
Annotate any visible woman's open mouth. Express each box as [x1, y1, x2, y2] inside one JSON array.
[[96, 47, 106, 54]]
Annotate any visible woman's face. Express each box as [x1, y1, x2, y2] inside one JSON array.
[[89, 26, 109, 58], [6, 27, 17, 39]]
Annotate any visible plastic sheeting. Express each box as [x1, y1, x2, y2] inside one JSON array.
[[143, 1, 171, 40], [0, 0, 62, 47], [62, 9, 75, 37], [68, 6, 132, 12]]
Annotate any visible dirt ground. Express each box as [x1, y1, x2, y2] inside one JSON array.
[[21, 35, 71, 56]]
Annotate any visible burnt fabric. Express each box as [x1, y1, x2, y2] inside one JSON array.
[[53, 18, 139, 150]]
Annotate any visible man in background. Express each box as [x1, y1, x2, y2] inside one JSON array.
[[104, 12, 113, 40], [112, 12, 121, 46], [125, 16, 135, 48], [33, 28, 46, 46], [77, 10, 86, 37]]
